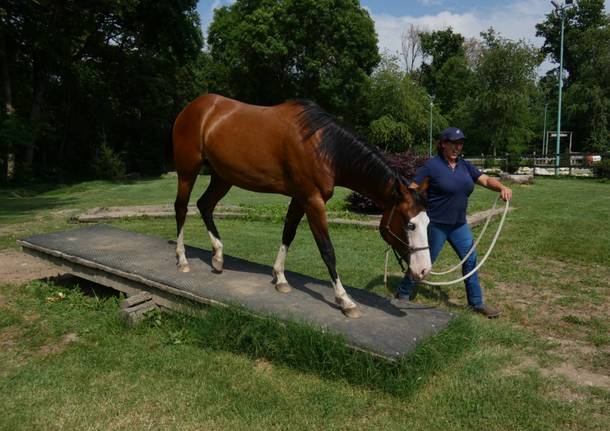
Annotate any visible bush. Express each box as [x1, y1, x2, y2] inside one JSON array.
[[368, 115, 412, 152], [483, 157, 497, 169], [0, 116, 35, 153], [505, 154, 522, 174], [92, 143, 126, 180], [592, 159, 610, 179], [345, 150, 427, 213]]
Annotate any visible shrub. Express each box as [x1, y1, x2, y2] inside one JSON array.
[[368, 115, 412, 152], [92, 143, 126, 180], [345, 150, 427, 213], [505, 154, 522, 174], [483, 157, 497, 169], [592, 159, 610, 179]]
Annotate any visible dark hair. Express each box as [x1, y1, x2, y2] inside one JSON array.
[[436, 139, 444, 156]]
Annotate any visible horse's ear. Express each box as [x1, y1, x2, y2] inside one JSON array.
[[392, 178, 404, 200], [417, 177, 429, 197]]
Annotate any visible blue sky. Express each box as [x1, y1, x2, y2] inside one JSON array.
[[196, 1, 610, 73]]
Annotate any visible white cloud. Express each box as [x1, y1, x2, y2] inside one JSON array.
[[416, 0, 443, 5], [370, 0, 585, 74]]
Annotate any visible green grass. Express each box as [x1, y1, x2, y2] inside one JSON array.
[[1, 176, 609, 430], [1, 280, 605, 431]]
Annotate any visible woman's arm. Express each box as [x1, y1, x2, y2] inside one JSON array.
[[476, 174, 512, 201]]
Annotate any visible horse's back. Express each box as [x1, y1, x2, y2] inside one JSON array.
[[173, 94, 327, 197]]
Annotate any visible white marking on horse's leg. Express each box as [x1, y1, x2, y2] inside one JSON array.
[[176, 226, 190, 272], [333, 277, 356, 309], [333, 277, 361, 318], [272, 244, 292, 292], [208, 231, 224, 272]]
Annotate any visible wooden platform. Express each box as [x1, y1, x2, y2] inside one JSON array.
[[18, 226, 454, 359]]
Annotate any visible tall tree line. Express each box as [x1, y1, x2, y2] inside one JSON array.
[[1, 0, 609, 182], [1, 0, 205, 180]]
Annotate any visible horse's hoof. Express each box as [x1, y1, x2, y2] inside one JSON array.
[[275, 283, 292, 293], [342, 307, 362, 319], [178, 264, 190, 273], [211, 256, 223, 273]]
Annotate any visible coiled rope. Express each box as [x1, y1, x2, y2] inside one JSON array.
[[384, 197, 510, 288], [429, 196, 499, 276]]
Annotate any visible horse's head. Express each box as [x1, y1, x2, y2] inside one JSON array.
[[380, 178, 431, 280]]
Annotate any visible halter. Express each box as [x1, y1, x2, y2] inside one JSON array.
[[380, 202, 429, 271]]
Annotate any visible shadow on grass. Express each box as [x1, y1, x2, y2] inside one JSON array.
[[48, 274, 123, 300], [364, 273, 465, 312], [0, 195, 79, 221], [412, 284, 465, 310], [0, 177, 165, 221]]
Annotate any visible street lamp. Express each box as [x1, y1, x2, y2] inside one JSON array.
[[551, 0, 574, 175], [427, 94, 434, 157], [542, 101, 548, 154]]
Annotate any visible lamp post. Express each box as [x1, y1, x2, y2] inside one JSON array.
[[428, 94, 434, 157], [551, 0, 574, 175], [542, 102, 548, 155]]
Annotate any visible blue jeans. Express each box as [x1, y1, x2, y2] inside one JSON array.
[[398, 222, 483, 307]]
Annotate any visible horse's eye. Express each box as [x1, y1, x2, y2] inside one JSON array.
[[407, 222, 416, 231]]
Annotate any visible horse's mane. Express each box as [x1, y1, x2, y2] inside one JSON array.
[[295, 100, 401, 193]]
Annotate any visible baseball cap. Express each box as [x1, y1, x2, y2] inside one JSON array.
[[440, 127, 466, 141]]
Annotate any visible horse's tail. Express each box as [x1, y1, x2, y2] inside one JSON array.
[[163, 120, 174, 173]]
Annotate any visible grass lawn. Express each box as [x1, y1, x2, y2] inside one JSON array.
[[1, 176, 609, 430]]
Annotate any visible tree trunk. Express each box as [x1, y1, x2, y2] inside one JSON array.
[[25, 54, 47, 166], [0, 31, 16, 182], [0, 32, 16, 115]]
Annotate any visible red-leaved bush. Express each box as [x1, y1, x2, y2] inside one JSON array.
[[345, 150, 428, 213]]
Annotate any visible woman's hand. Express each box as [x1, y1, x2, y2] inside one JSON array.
[[477, 175, 512, 201], [500, 186, 512, 202]]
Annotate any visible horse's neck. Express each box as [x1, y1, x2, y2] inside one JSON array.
[[336, 174, 395, 209]]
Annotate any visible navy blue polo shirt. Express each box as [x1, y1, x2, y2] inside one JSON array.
[[413, 155, 483, 225]]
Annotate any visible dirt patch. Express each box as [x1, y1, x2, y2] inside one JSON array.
[[0, 222, 28, 237], [542, 362, 610, 390], [0, 250, 65, 285], [505, 356, 610, 393], [493, 278, 608, 335], [72, 204, 508, 230], [73, 204, 240, 223], [0, 326, 22, 350], [38, 332, 79, 356], [253, 357, 273, 372]]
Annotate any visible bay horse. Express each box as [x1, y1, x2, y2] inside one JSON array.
[[173, 94, 431, 318]]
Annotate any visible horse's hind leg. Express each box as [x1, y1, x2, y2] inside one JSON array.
[[175, 172, 198, 273], [273, 198, 305, 293], [197, 173, 232, 273]]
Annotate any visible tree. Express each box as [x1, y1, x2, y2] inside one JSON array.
[[418, 27, 476, 117], [367, 54, 446, 153], [401, 24, 424, 76], [0, 0, 205, 179], [536, 0, 607, 85], [563, 23, 610, 152], [207, 0, 380, 122], [454, 29, 541, 155], [536, 0, 610, 151]]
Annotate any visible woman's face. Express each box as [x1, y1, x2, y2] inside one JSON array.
[[442, 140, 464, 162]]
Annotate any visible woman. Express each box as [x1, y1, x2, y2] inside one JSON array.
[[392, 127, 512, 318]]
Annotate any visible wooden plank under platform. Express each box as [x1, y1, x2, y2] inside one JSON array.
[[18, 225, 454, 360]]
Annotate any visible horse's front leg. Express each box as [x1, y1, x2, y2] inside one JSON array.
[[273, 198, 305, 293], [305, 197, 362, 319]]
